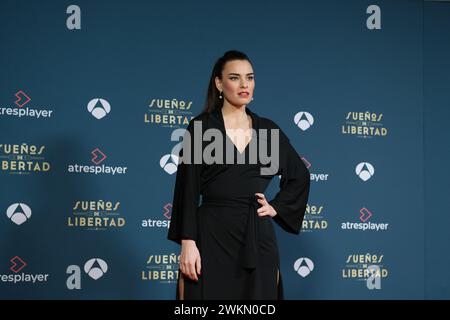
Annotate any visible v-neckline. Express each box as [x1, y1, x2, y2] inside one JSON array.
[[220, 107, 255, 155]]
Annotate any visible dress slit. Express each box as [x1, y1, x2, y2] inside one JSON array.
[[277, 268, 284, 300], [177, 272, 185, 300]]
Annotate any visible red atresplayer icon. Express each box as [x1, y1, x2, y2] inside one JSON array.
[[163, 203, 172, 220], [91, 148, 107, 165], [301, 156, 311, 169], [14, 90, 31, 108], [10, 256, 27, 273], [360, 207, 373, 222]]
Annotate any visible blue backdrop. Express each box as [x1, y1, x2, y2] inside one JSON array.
[[0, 0, 448, 299]]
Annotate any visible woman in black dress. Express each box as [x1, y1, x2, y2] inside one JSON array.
[[167, 50, 311, 300]]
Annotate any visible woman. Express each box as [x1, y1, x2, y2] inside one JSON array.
[[167, 50, 311, 300]]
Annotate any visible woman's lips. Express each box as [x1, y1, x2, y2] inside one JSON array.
[[238, 92, 249, 97]]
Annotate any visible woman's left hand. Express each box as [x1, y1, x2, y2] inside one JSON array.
[[255, 193, 277, 217]]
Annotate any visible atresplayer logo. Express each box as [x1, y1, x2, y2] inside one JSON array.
[[91, 148, 107, 164], [301, 156, 329, 183], [341, 207, 389, 232], [0, 90, 53, 119], [67, 148, 128, 176], [66, 258, 108, 290], [141, 202, 171, 229], [15, 90, 31, 107], [10, 256, 27, 273], [0, 256, 49, 284]]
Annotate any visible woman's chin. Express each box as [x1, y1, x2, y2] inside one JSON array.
[[235, 97, 252, 104]]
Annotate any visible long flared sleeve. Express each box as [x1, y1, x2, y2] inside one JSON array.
[[268, 124, 311, 234], [167, 120, 202, 245]]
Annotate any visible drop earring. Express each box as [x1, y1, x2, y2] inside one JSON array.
[[219, 91, 223, 99]]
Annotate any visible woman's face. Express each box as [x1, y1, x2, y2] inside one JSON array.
[[215, 59, 254, 107]]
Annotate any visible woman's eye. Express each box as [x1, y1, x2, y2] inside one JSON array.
[[248, 76, 254, 80], [230, 77, 238, 80]]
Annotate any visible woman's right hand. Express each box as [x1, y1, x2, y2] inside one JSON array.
[[180, 239, 201, 281]]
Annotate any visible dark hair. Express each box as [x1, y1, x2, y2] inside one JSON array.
[[202, 50, 253, 114]]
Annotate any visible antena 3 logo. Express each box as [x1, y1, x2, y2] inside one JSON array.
[[0, 143, 50, 175], [342, 111, 388, 138], [0, 91, 53, 119], [355, 162, 375, 181], [160, 153, 179, 175], [68, 200, 125, 231], [293, 111, 314, 131], [67, 148, 128, 175], [301, 204, 328, 233], [6, 203, 32, 225], [142, 202, 171, 229], [87, 98, 111, 120], [0, 256, 49, 284], [144, 97, 194, 128], [293, 257, 314, 278], [141, 253, 179, 284], [66, 258, 108, 290]]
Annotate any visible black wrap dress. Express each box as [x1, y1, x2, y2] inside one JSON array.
[[167, 106, 310, 300]]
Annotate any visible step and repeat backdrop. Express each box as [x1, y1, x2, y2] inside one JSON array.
[[0, 0, 425, 299]]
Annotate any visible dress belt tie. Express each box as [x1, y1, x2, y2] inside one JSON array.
[[201, 195, 260, 269]]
